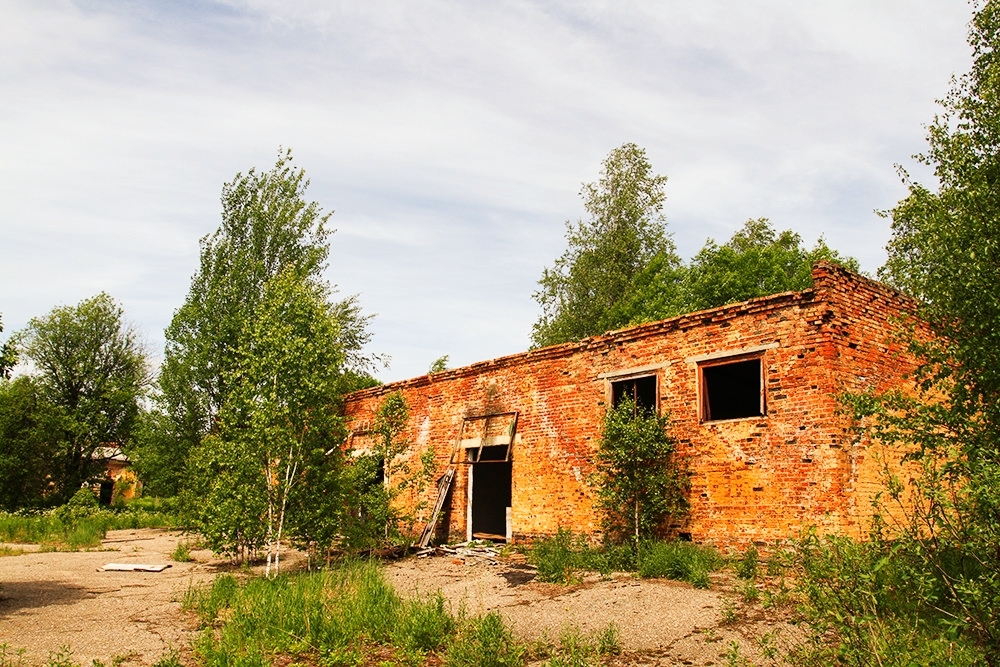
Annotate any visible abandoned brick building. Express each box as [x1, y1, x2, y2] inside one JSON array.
[[342, 262, 920, 548]]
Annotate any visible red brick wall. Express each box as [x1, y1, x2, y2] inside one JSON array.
[[343, 262, 922, 548]]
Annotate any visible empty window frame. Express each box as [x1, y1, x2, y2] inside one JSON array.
[[611, 375, 658, 415], [450, 412, 518, 464], [347, 431, 386, 485], [699, 356, 764, 422]]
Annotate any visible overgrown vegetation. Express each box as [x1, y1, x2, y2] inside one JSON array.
[[782, 3, 1000, 665], [182, 560, 624, 667], [531, 145, 858, 348], [528, 527, 723, 589], [0, 490, 177, 550], [184, 561, 489, 665], [591, 397, 687, 545]]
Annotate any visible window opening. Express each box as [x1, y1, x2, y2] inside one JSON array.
[[348, 431, 386, 486], [450, 412, 518, 464], [700, 357, 764, 421], [611, 375, 658, 415]]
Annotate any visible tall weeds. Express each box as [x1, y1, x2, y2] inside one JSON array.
[[186, 560, 514, 665]]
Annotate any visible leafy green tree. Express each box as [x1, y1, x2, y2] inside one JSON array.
[[531, 147, 859, 344], [160, 148, 355, 458], [798, 4, 1000, 663], [191, 270, 350, 573], [428, 355, 449, 374], [611, 218, 859, 325], [683, 218, 859, 312], [166, 150, 377, 563], [591, 398, 687, 545], [19, 293, 149, 501], [0, 314, 17, 379], [532, 143, 680, 347], [0, 376, 61, 510]]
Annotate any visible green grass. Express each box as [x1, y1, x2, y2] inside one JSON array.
[[171, 540, 192, 562], [528, 528, 723, 588], [525, 623, 621, 667], [0, 503, 178, 550], [184, 560, 522, 666], [636, 540, 723, 588]]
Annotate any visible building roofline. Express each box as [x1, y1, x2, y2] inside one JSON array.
[[346, 261, 909, 401]]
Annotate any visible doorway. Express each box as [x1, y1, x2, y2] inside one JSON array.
[[470, 452, 512, 541]]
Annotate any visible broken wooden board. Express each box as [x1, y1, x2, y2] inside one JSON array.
[[100, 563, 172, 572]]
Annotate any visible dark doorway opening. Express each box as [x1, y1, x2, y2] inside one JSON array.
[[99, 480, 113, 506], [611, 375, 658, 414], [701, 357, 764, 421], [471, 455, 511, 542]]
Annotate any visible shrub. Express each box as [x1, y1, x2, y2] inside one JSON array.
[[530, 527, 585, 584], [734, 543, 758, 580], [592, 398, 687, 545], [53, 488, 99, 526], [792, 531, 985, 666], [171, 541, 192, 562], [446, 611, 524, 667], [637, 541, 723, 588]]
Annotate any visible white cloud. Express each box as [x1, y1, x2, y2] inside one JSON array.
[[0, 0, 974, 380]]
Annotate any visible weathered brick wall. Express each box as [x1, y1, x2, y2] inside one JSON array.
[[343, 262, 923, 548]]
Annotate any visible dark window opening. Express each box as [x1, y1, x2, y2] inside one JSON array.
[[701, 357, 764, 421], [611, 375, 658, 414]]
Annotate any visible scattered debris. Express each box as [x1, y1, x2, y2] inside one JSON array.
[[412, 543, 535, 572], [100, 563, 172, 572]]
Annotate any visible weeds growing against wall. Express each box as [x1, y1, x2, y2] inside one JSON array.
[[528, 527, 723, 588]]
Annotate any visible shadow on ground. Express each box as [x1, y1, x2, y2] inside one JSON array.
[[0, 579, 93, 617]]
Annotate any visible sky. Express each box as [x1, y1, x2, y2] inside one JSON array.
[[0, 0, 976, 382]]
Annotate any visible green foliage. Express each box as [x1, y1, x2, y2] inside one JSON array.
[[171, 540, 192, 562], [0, 315, 17, 380], [792, 532, 984, 666], [0, 376, 61, 510], [447, 611, 525, 667], [53, 488, 99, 525], [185, 561, 504, 666], [529, 529, 636, 582], [341, 391, 435, 549], [531, 148, 860, 347], [0, 502, 176, 550], [183, 573, 239, 625], [734, 543, 759, 580], [0, 643, 27, 667], [18, 293, 149, 503], [529, 527, 587, 584], [592, 397, 687, 545], [531, 623, 621, 667], [636, 540, 723, 589], [126, 409, 185, 498], [790, 3, 1000, 663], [528, 528, 721, 589], [161, 148, 340, 446], [532, 142, 678, 347], [165, 151, 377, 566], [612, 218, 859, 326], [682, 218, 857, 313], [428, 355, 449, 374]]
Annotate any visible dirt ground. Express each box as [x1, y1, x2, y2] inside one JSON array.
[[0, 530, 791, 666]]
